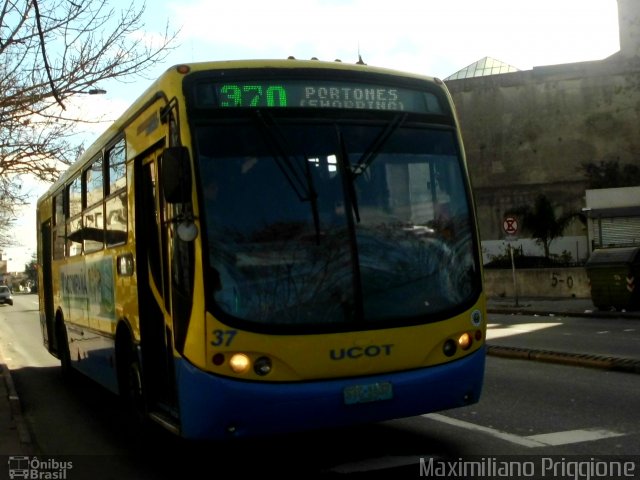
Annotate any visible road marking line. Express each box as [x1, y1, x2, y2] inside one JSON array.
[[329, 455, 425, 473], [525, 428, 625, 446], [423, 413, 546, 448], [486, 323, 562, 340], [424, 414, 626, 448]]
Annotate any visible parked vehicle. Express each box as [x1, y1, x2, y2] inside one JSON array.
[[0, 286, 13, 306]]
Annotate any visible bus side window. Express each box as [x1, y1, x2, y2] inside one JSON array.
[[52, 192, 66, 260], [106, 192, 128, 245], [108, 140, 127, 192], [84, 156, 105, 252], [105, 139, 128, 246], [66, 176, 83, 256]]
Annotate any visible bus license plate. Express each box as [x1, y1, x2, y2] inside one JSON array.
[[343, 381, 393, 405]]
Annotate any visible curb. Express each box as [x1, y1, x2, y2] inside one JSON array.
[[0, 359, 34, 454], [487, 308, 640, 320], [488, 345, 640, 374]]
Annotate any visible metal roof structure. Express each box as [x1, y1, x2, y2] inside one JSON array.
[[445, 56, 520, 80]]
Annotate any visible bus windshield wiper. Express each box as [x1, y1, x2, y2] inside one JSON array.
[[254, 110, 322, 244], [352, 113, 407, 178], [335, 126, 360, 223], [334, 125, 364, 322]]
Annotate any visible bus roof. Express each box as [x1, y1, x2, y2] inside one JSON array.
[[177, 58, 438, 82], [38, 58, 443, 204]]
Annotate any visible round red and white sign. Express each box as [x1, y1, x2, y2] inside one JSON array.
[[503, 216, 518, 236]]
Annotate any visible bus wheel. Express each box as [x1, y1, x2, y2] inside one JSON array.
[[117, 339, 146, 426], [128, 360, 145, 425], [56, 319, 74, 382]]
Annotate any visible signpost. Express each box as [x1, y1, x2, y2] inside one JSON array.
[[503, 215, 519, 307]]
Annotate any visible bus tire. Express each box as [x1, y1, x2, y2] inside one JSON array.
[[116, 329, 146, 427], [56, 316, 74, 382]]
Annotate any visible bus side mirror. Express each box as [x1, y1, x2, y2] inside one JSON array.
[[162, 146, 192, 204]]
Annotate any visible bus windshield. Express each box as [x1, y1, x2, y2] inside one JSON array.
[[195, 112, 479, 330]]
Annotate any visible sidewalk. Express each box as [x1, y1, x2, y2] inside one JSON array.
[[488, 296, 640, 319], [1, 359, 34, 455]]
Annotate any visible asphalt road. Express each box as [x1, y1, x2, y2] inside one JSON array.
[[487, 312, 640, 360], [1, 294, 639, 478]]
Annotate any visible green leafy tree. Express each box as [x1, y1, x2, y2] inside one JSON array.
[[514, 194, 584, 259], [24, 257, 38, 284], [581, 160, 640, 189]]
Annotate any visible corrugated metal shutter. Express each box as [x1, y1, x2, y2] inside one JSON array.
[[595, 216, 640, 247]]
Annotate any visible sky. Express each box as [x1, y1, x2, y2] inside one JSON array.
[[9, 0, 621, 254], [133, 0, 621, 83]]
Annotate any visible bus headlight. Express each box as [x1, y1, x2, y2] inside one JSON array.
[[229, 353, 251, 374], [458, 332, 472, 350]]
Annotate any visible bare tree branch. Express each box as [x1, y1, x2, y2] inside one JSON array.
[[0, 0, 178, 218], [31, 0, 65, 109]]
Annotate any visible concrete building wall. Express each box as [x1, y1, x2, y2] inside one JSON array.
[[619, 0, 640, 58], [442, 0, 640, 261], [484, 267, 591, 299], [446, 58, 640, 252], [442, 0, 640, 260], [586, 186, 640, 208]]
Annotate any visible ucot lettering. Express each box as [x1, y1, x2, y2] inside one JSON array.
[[330, 344, 394, 360]]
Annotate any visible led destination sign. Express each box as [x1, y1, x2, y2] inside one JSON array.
[[195, 80, 444, 114]]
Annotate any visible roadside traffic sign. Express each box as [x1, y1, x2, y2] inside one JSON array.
[[503, 215, 518, 236]]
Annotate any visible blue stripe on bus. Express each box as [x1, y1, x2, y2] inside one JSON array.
[[176, 347, 485, 440]]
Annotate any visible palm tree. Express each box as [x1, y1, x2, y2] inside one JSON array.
[[514, 194, 584, 260]]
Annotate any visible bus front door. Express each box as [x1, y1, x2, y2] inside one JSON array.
[[39, 220, 55, 352], [135, 154, 179, 422]]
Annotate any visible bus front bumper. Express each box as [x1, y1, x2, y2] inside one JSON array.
[[175, 347, 485, 440]]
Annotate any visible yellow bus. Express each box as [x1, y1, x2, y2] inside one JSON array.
[[37, 59, 486, 439]]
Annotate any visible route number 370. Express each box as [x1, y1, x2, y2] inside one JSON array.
[[219, 84, 288, 107], [211, 329, 238, 347]]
